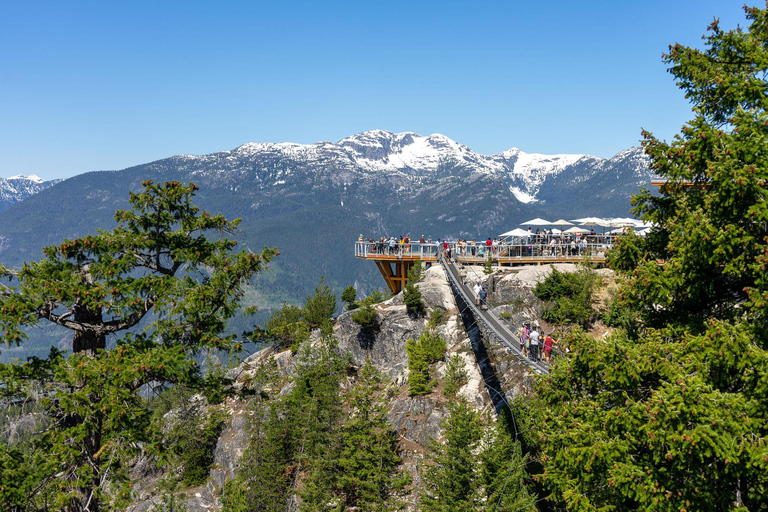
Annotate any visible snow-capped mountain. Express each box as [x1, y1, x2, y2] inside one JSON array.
[[0, 130, 655, 303], [150, 130, 653, 206], [0, 130, 657, 359], [0, 175, 60, 212]]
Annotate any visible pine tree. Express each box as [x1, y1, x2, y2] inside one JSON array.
[[0, 181, 276, 511], [405, 329, 446, 396], [403, 259, 424, 316], [333, 361, 410, 511], [303, 276, 337, 328], [341, 285, 357, 310], [421, 400, 483, 511], [479, 417, 535, 512]]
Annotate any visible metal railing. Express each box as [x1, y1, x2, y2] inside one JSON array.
[[438, 254, 549, 375], [355, 236, 615, 262]]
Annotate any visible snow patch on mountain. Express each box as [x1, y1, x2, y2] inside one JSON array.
[[154, 130, 653, 204]]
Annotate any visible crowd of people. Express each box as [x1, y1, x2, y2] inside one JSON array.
[[464, 275, 557, 365], [518, 321, 555, 364], [357, 228, 620, 259]]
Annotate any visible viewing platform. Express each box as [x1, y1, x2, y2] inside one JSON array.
[[355, 238, 613, 293]]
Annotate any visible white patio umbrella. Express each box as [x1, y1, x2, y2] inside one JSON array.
[[551, 228, 562, 234], [499, 228, 530, 238], [521, 217, 552, 226], [550, 218, 574, 226], [571, 217, 605, 224], [563, 226, 590, 234], [604, 218, 639, 228]]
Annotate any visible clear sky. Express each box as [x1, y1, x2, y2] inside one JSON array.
[[0, 0, 752, 180]]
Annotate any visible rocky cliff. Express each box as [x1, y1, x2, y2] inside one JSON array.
[[127, 266, 509, 511]]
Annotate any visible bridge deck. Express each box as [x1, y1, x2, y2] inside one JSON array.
[[439, 256, 549, 375]]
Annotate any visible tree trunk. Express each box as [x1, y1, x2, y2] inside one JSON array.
[[72, 305, 105, 357]]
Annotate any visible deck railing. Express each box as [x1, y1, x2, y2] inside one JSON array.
[[355, 238, 615, 262]]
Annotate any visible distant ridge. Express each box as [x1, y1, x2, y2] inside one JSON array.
[[0, 175, 60, 212], [0, 130, 657, 361]]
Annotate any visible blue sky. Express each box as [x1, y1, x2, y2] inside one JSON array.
[[0, 0, 751, 180]]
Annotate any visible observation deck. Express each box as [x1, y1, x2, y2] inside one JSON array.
[[354, 238, 612, 293]]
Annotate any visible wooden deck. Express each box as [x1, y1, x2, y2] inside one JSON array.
[[355, 241, 608, 292]]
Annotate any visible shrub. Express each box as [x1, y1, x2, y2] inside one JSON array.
[[533, 266, 599, 327], [351, 304, 378, 332], [428, 309, 445, 328], [443, 354, 468, 396]]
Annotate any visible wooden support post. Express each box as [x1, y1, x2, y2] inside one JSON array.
[[374, 259, 414, 294]]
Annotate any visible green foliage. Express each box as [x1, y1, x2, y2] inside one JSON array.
[[0, 181, 276, 510], [442, 354, 468, 397], [169, 407, 228, 488], [600, 289, 642, 339], [405, 329, 446, 396], [421, 400, 483, 511], [341, 285, 357, 310], [608, 5, 768, 339], [499, 312, 511, 320], [327, 361, 411, 510], [479, 416, 536, 512], [533, 10, 768, 509], [222, 333, 346, 512], [361, 288, 390, 306], [535, 323, 768, 510], [264, 303, 309, 351], [403, 260, 425, 316], [303, 276, 337, 328], [427, 308, 445, 329], [483, 254, 494, 275], [533, 266, 598, 326], [351, 304, 378, 332]]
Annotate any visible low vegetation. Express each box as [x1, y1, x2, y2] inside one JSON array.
[[533, 265, 599, 327]]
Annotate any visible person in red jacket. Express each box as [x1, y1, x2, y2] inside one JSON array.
[[544, 333, 555, 363]]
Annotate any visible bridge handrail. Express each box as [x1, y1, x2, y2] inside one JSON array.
[[355, 238, 614, 261], [438, 255, 549, 375]]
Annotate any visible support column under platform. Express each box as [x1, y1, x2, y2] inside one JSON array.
[[374, 260, 414, 294]]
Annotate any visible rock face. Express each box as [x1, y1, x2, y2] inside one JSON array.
[[126, 265, 503, 511], [333, 265, 458, 378]]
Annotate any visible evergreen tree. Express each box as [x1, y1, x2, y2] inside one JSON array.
[[303, 277, 337, 328], [403, 259, 424, 316], [224, 328, 346, 512], [341, 285, 357, 310], [264, 303, 308, 351], [405, 329, 446, 396], [351, 303, 378, 332], [421, 400, 483, 511], [332, 361, 410, 511], [442, 354, 468, 397], [483, 254, 494, 275], [479, 416, 535, 512], [0, 181, 276, 511]]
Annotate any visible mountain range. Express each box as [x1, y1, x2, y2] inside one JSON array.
[[0, 130, 657, 358]]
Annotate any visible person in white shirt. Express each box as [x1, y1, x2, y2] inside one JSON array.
[[529, 326, 540, 362], [473, 282, 481, 305]]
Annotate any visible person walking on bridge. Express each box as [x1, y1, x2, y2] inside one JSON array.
[[530, 325, 540, 362], [520, 323, 529, 357]]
